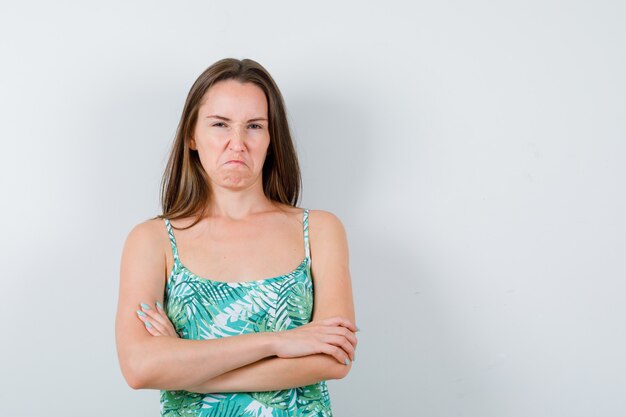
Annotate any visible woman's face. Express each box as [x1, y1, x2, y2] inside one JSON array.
[[191, 79, 270, 190]]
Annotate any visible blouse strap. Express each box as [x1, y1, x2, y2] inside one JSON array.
[[163, 218, 180, 264], [303, 209, 311, 261]]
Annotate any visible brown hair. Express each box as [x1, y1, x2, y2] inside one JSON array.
[[154, 58, 302, 228]]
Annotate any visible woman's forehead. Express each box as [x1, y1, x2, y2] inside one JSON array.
[[199, 80, 267, 118]]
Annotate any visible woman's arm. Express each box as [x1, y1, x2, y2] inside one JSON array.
[[115, 220, 278, 390], [306, 210, 357, 378], [186, 209, 358, 393], [185, 353, 345, 393]]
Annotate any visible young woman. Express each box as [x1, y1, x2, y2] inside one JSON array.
[[115, 58, 358, 416]]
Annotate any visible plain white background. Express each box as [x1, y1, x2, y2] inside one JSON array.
[[1, 1, 625, 416]]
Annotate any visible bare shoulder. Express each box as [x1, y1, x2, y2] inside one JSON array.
[[122, 217, 168, 257], [118, 217, 169, 294], [307, 209, 347, 235], [307, 209, 349, 265], [126, 217, 166, 241]]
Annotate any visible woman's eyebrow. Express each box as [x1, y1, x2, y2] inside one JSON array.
[[206, 114, 267, 122]]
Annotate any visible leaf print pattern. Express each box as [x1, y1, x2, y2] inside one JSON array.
[[160, 209, 333, 417]]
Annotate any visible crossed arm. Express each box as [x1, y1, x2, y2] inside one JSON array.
[[115, 210, 356, 392], [186, 353, 349, 393]]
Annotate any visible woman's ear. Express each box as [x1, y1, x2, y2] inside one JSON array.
[[189, 136, 196, 150]]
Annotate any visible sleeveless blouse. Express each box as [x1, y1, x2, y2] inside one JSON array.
[[160, 209, 333, 416]]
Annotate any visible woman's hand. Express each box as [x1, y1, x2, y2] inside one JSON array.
[[273, 316, 358, 365], [135, 301, 180, 338]]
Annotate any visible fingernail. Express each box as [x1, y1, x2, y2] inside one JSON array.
[[156, 301, 163, 309], [344, 358, 351, 365], [141, 303, 151, 310], [137, 310, 146, 317], [145, 321, 152, 328]]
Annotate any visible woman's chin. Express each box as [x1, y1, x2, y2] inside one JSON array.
[[219, 177, 254, 188]]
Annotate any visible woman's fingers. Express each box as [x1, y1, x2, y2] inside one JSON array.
[[136, 301, 179, 337], [307, 317, 358, 357], [318, 317, 358, 363], [139, 302, 170, 329], [136, 311, 160, 335], [320, 316, 358, 334], [136, 309, 166, 335], [320, 334, 356, 363], [135, 309, 153, 331], [323, 325, 358, 350], [319, 343, 352, 365], [291, 319, 358, 364]]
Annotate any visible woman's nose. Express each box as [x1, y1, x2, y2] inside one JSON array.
[[228, 127, 246, 151]]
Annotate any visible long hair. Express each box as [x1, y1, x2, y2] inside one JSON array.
[[155, 58, 302, 228]]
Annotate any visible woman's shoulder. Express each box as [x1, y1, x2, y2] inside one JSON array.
[[272, 203, 344, 232], [306, 209, 346, 233], [128, 216, 167, 235], [306, 209, 349, 262], [123, 217, 170, 253]]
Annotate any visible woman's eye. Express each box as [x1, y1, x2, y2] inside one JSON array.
[[212, 122, 226, 127], [248, 124, 262, 129]]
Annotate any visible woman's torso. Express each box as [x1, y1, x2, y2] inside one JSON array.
[[159, 207, 333, 417]]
